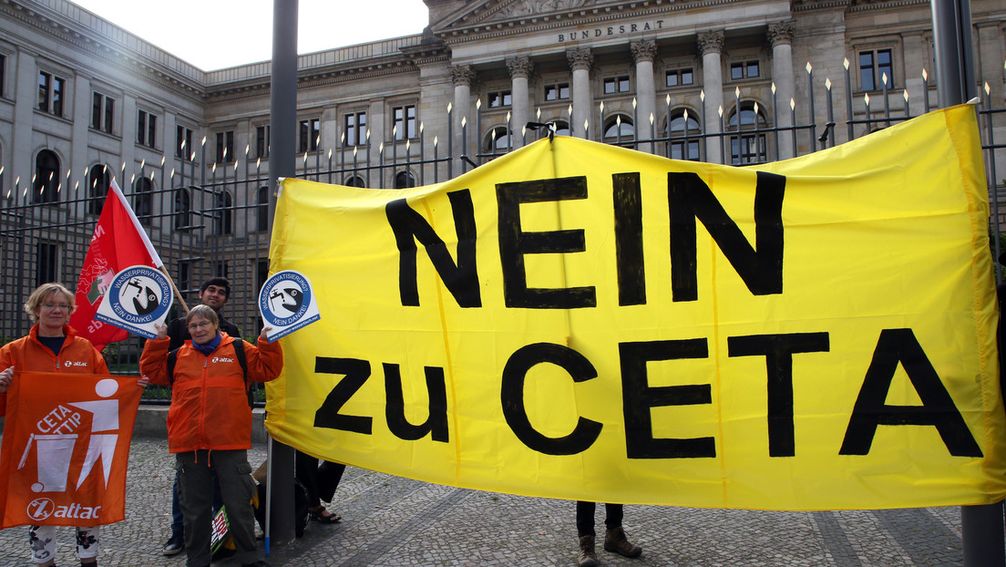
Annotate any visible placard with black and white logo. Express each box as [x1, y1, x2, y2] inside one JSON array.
[[258, 270, 320, 342], [95, 265, 173, 339]]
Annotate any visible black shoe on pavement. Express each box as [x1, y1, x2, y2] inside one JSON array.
[[241, 561, 270, 567], [161, 535, 183, 557]]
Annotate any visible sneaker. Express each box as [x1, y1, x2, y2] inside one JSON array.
[[161, 535, 183, 556]]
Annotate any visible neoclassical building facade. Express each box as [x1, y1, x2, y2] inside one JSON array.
[[0, 0, 1004, 337]]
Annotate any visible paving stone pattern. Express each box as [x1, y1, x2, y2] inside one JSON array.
[[0, 437, 966, 566]]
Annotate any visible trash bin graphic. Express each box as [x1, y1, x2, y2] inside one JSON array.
[[18, 433, 78, 493]]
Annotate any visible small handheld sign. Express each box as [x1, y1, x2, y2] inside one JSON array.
[[258, 270, 320, 342], [95, 265, 172, 339]]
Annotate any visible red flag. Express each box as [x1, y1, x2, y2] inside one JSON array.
[[0, 371, 142, 528], [70, 179, 163, 350]]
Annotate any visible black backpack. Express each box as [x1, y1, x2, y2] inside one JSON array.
[[167, 340, 256, 407]]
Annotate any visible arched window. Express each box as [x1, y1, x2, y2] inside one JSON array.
[[133, 177, 154, 222], [667, 109, 701, 161], [174, 188, 191, 230], [603, 114, 634, 143], [255, 186, 270, 232], [728, 101, 769, 165], [33, 150, 60, 204], [394, 171, 416, 189], [87, 164, 110, 215], [482, 126, 511, 154], [344, 176, 366, 188], [212, 190, 233, 235]]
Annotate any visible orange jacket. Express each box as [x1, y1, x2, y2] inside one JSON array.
[[140, 332, 283, 453], [0, 324, 109, 416]]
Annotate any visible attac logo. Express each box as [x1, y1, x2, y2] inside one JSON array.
[[211, 357, 235, 364], [63, 361, 88, 368], [26, 498, 55, 521]]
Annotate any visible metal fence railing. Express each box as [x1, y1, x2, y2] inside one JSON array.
[[1, 57, 1004, 405]]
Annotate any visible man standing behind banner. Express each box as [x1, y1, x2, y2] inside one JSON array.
[[0, 283, 110, 567], [160, 277, 239, 557], [141, 305, 281, 567]]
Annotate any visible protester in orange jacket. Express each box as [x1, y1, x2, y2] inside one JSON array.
[[0, 283, 110, 567], [140, 304, 281, 567]]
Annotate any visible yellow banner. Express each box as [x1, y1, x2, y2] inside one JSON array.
[[266, 104, 1005, 510]]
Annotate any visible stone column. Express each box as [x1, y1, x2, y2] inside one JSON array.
[[506, 56, 533, 147], [451, 64, 475, 161], [768, 20, 796, 159], [567, 48, 593, 138], [368, 99, 385, 186], [70, 75, 91, 214], [698, 30, 725, 163], [11, 51, 37, 200], [631, 40, 658, 142]]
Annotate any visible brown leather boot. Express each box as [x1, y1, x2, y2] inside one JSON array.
[[604, 526, 642, 558], [577, 534, 599, 567]]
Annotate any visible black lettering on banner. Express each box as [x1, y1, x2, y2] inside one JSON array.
[[619, 339, 716, 458], [386, 189, 481, 308], [383, 363, 450, 442], [314, 357, 373, 434], [668, 171, 785, 302], [500, 343, 603, 455], [496, 177, 596, 309], [727, 332, 830, 457], [613, 172, 645, 306], [839, 328, 982, 457]]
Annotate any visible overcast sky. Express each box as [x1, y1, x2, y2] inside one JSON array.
[[70, 0, 430, 70]]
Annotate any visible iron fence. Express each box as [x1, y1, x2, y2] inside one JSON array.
[[1, 59, 1004, 404]]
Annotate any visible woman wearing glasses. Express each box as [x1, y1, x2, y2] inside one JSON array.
[[0, 282, 110, 567]]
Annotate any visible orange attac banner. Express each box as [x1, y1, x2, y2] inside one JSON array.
[[0, 371, 142, 528]]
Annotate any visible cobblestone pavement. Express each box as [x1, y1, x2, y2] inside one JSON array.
[[0, 436, 966, 567]]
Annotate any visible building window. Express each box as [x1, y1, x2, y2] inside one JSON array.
[[482, 126, 512, 154], [344, 176, 366, 188], [603, 75, 631, 95], [392, 105, 416, 140], [665, 68, 694, 88], [137, 110, 157, 148], [859, 48, 894, 91], [256, 186, 270, 232], [298, 118, 320, 153], [344, 112, 367, 146], [87, 164, 110, 216], [177, 260, 192, 294], [134, 177, 154, 222], [33, 150, 60, 204], [256, 125, 270, 159], [212, 191, 233, 235], [394, 171, 416, 189], [214, 261, 228, 278], [216, 130, 234, 163], [603, 114, 634, 143], [0, 53, 6, 98], [36, 241, 59, 286], [487, 90, 511, 108], [37, 71, 66, 116], [91, 92, 115, 134], [176, 125, 193, 160], [728, 101, 768, 165], [730, 60, 760, 81], [544, 82, 570, 101], [174, 188, 191, 229], [667, 109, 701, 161], [255, 259, 270, 295]]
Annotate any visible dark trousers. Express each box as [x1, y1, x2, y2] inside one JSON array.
[[576, 501, 623, 537], [170, 465, 223, 539], [177, 450, 259, 567], [295, 450, 346, 508]]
